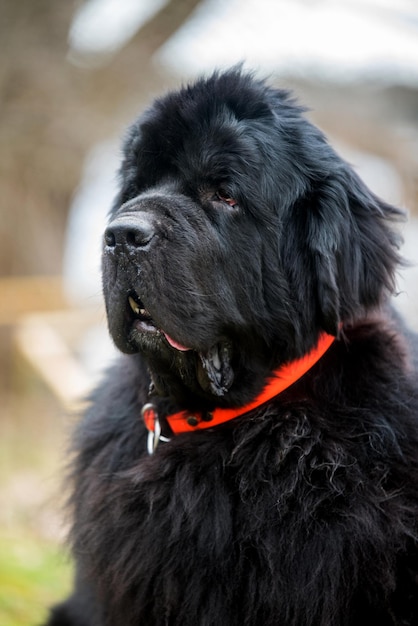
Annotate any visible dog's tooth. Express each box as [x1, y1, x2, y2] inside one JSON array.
[[139, 308, 147, 317], [128, 296, 140, 315], [212, 347, 221, 370]]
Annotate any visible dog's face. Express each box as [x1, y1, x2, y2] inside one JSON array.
[[102, 69, 402, 405]]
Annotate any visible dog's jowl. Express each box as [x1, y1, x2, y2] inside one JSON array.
[[46, 69, 418, 626]]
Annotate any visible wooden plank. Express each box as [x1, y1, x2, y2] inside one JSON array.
[[14, 312, 94, 411], [0, 276, 68, 325]]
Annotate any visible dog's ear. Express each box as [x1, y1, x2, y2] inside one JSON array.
[[306, 164, 403, 334]]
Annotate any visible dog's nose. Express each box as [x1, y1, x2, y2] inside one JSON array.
[[104, 215, 155, 249]]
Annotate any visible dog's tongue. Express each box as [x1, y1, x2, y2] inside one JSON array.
[[163, 332, 191, 352]]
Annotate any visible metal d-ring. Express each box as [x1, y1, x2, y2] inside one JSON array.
[[147, 415, 161, 455], [144, 411, 171, 455]]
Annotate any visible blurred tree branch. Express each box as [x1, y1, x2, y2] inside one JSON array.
[[0, 0, 201, 277]]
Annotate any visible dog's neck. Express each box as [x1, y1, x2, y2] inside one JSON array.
[[143, 330, 337, 453]]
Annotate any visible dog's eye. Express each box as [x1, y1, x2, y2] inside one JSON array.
[[215, 190, 238, 208]]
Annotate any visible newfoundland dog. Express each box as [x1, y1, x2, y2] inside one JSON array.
[[47, 68, 418, 626]]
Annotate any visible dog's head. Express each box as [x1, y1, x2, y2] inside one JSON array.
[[102, 68, 403, 405]]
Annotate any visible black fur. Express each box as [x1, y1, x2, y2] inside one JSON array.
[[47, 68, 418, 625]]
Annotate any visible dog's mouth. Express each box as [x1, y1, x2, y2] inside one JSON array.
[[126, 291, 234, 396], [128, 292, 190, 352]]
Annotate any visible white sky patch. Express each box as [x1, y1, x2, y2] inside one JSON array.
[[157, 0, 418, 85], [62, 140, 120, 305], [67, 0, 418, 84], [69, 0, 168, 57]]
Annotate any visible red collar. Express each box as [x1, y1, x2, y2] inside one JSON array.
[[142, 331, 336, 449]]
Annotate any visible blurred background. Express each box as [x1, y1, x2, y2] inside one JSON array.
[[1, 0, 418, 623]]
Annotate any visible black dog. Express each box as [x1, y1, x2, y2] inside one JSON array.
[[47, 69, 418, 626]]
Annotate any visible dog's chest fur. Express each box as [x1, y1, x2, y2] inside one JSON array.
[[71, 330, 418, 626]]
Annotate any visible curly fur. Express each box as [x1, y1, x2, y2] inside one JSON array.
[[46, 68, 418, 626]]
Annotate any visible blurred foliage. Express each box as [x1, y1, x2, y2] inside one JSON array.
[[0, 384, 73, 626], [0, 533, 72, 626]]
